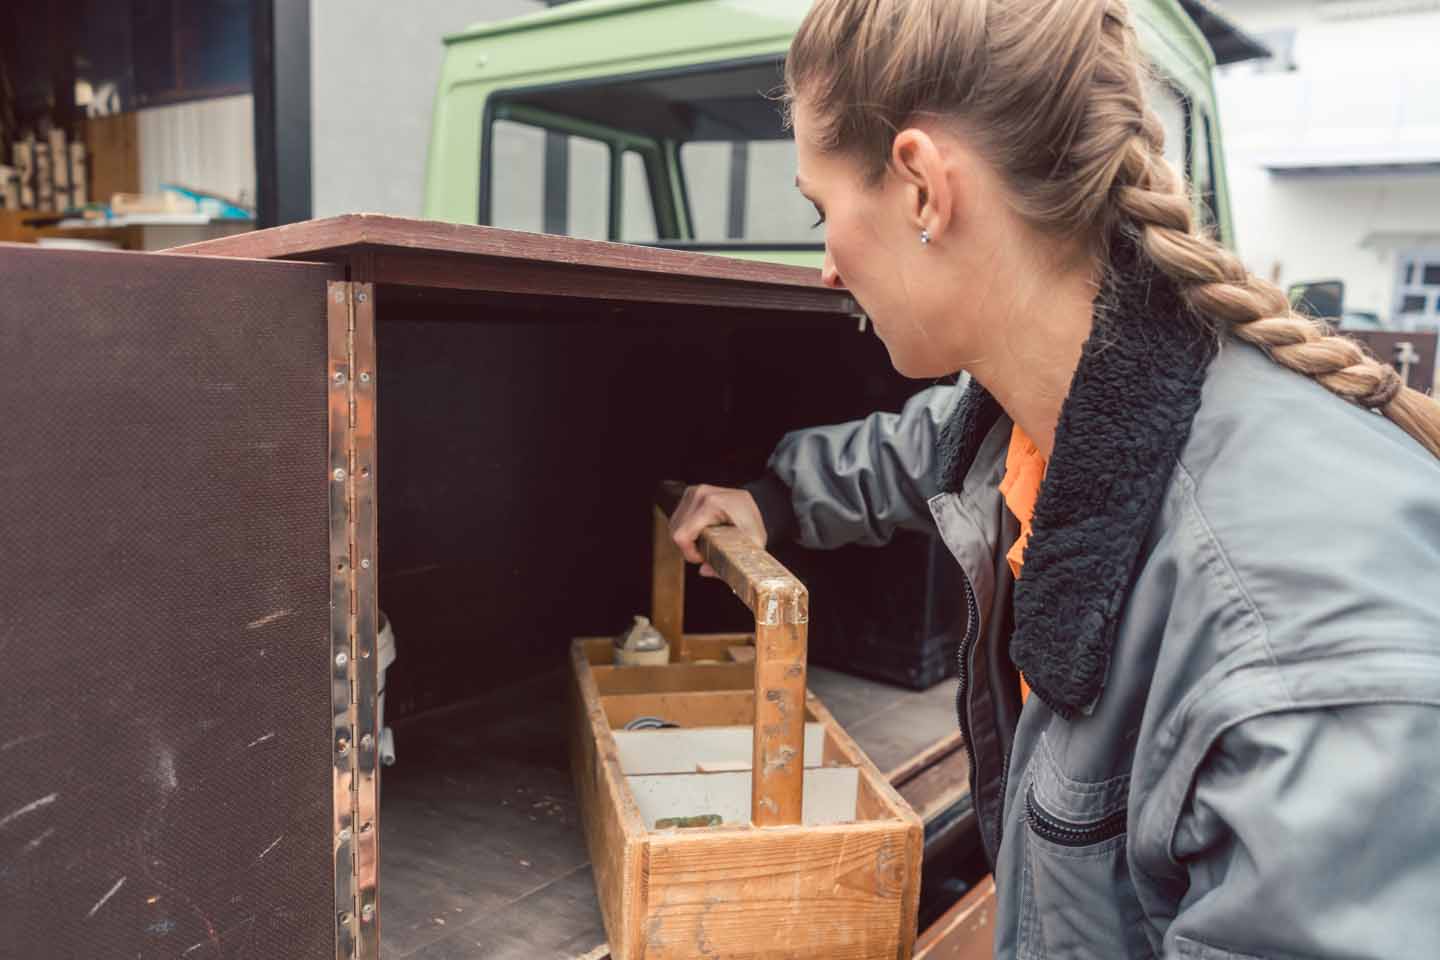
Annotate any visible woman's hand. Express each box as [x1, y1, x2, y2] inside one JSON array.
[[668, 484, 766, 578]]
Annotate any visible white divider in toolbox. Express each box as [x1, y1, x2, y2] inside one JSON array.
[[627, 766, 862, 830], [613, 723, 828, 776]]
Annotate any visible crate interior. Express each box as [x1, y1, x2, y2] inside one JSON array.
[[369, 285, 947, 958], [580, 638, 901, 832]]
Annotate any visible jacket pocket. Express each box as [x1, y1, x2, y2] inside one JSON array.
[[1172, 936, 1264, 960], [1015, 745, 1154, 959]]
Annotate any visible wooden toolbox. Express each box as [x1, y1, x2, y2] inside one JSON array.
[[571, 493, 924, 959]]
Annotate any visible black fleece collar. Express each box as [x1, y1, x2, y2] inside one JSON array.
[[938, 231, 1218, 719]]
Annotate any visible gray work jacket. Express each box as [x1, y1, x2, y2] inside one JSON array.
[[752, 317, 1440, 957]]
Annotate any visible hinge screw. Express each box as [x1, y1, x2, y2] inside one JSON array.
[[361, 904, 375, 923], [360, 733, 375, 751], [360, 558, 371, 570], [337, 737, 350, 756], [334, 468, 347, 482], [336, 651, 349, 668], [338, 827, 353, 842], [359, 372, 371, 383], [356, 291, 368, 303], [334, 371, 346, 385]]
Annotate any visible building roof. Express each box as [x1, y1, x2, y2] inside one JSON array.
[[1178, 0, 1272, 64]]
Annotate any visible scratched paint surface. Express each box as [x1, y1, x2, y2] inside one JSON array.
[[0, 246, 339, 959]]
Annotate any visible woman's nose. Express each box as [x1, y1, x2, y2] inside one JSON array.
[[821, 250, 844, 289]]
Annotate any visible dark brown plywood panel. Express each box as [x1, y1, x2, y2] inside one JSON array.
[[0, 244, 339, 960]]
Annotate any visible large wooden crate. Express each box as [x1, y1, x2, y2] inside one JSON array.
[[571, 495, 924, 959]]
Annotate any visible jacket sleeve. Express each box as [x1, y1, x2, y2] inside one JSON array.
[[1164, 702, 1440, 958], [743, 380, 964, 551]]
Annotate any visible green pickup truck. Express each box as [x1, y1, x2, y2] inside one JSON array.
[[423, 0, 1262, 265]]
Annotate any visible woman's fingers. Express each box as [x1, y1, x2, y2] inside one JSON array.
[[668, 485, 767, 568]]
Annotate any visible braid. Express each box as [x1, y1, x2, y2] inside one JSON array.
[[1104, 56, 1440, 456]]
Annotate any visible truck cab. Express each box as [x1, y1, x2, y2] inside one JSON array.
[[424, 0, 1247, 264]]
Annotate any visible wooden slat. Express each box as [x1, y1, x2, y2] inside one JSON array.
[[650, 505, 685, 656], [601, 691, 801, 729], [886, 731, 965, 786], [570, 642, 649, 960], [679, 633, 753, 662], [590, 663, 754, 696], [810, 694, 925, 953], [645, 822, 916, 960], [914, 877, 997, 960], [896, 749, 971, 827], [751, 616, 807, 827], [583, 634, 753, 668]]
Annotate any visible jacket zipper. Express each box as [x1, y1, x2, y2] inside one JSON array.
[[954, 574, 980, 806], [1025, 783, 1127, 847]]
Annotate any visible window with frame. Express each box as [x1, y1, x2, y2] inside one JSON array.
[[1394, 250, 1440, 330], [492, 122, 611, 239], [482, 58, 822, 248]]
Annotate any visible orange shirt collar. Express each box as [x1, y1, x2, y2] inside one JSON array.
[[998, 424, 1047, 580]]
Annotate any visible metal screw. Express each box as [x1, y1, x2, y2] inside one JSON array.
[[336, 651, 349, 668], [356, 292, 368, 303], [360, 558, 371, 570], [361, 904, 375, 923], [337, 737, 350, 756], [360, 733, 375, 751], [338, 827, 353, 842], [334, 468, 346, 482], [338, 910, 351, 925], [360, 821, 373, 834], [334, 371, 346, 385], [359, 372, 370, 383]]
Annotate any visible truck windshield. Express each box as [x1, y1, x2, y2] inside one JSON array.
[[484, 57, 823, 248]]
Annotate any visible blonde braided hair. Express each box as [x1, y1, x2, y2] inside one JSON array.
[[787, 0, 1440, 457]]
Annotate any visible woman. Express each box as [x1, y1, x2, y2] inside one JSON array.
[[668, 0, 1440, 956]]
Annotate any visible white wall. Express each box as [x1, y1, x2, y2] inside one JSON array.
[[310, 0, 542, 218], [137, 94, 256, 205], [1216, 0, 1440, 322]]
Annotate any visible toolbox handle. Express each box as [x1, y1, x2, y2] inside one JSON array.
[[654, 481, 809, 827]]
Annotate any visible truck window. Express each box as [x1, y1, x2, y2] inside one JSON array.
[[491, 119, 611, 241], [484, 58, 819, 248], [621, 151, 658, 243], [1144, 74, 1188, 177], [680, 139, 820, 244], [1143, 74, 1221, 234]]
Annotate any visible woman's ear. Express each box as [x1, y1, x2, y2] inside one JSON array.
[[891, 128, 954, 243]]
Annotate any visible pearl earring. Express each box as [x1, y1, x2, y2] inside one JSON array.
[[920, 229, 931, 246]]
